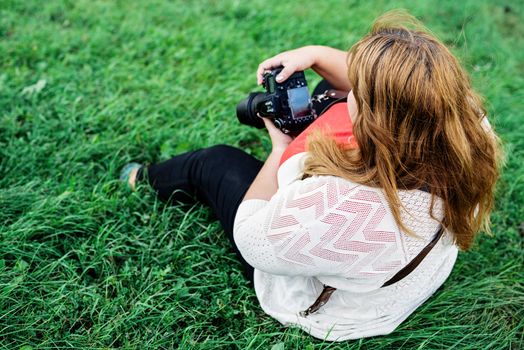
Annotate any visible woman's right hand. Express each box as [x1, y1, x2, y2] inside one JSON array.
[[256, 46, 318, 85]]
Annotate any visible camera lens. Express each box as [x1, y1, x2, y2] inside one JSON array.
[[236, 92, 266, 129]]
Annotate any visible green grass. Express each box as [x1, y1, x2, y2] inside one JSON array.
[[0, 0, 523, 349]]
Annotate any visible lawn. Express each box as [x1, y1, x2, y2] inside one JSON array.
[[0, 0, 523, 349]]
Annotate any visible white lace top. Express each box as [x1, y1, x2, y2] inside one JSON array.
[[233, 152, 458, 341]]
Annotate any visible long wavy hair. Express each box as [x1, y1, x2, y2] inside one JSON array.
[[303, 11, 502, 250]]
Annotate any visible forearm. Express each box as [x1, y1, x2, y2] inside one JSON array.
[[309, 45, 352, 91], [242, 148, 285, 201]]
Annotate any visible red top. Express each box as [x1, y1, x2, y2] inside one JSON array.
[[280, 102, 356, 165]]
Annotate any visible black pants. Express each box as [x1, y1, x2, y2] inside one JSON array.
[[137, 145, 263, 282]]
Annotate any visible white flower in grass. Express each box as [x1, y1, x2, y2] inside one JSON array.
[[21, 79, 47, 96]]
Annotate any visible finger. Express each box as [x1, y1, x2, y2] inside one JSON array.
[[256, 65, 265, 85], [256, 60, 271, 84], [275, 64, 296, 83], [261, 116, 273, 129], [262, 118, 294, 145], [257, 57, 282, 85], [261, 117, 278, 132]]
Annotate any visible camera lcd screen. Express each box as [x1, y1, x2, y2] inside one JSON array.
[[287, 86, 310, 119]]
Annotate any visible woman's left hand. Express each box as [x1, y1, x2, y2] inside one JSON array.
[[261, 117, 294, 152]]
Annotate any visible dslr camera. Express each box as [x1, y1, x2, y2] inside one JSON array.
[[236, 67, 317, 136]]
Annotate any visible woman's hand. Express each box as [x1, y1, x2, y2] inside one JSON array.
[[257, 45, 352, 91], [256, 46, 318, 85], [261, 117, 293, 152]]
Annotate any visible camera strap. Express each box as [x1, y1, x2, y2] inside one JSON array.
[[316, 89, 349, 100], [311, 89, 348, 117]]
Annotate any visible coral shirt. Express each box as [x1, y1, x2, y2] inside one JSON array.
[[280, 102, 357, 166]]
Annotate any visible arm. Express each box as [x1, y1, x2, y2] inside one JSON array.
[[242, 149, 284, 201], [242, 118, 293, 201], [257, 45, 352, 91], [310, 46, 352, 91]]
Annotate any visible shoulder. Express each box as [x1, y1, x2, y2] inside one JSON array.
[[286, 174, 437, 209], [272, 175, 396, 232], [280, 175, 443, 239]]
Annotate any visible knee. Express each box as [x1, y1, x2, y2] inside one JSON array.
[[200, 144, 242, 161], [206, 144, 237, 153]]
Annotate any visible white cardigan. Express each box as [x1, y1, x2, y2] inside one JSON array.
[[233, 152, 458, 341]]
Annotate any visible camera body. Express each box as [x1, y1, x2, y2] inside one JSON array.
[[236, 67, 316, 136]]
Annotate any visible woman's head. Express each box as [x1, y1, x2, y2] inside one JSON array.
[[304, 11, 502, 250]]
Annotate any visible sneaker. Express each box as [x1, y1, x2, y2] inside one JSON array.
[[120, 162, 142, 189]]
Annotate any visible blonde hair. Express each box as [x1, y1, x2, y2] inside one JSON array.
[[303, 11, 502, 250]]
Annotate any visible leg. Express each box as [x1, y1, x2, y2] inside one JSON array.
[[136, 145, 263, 282]]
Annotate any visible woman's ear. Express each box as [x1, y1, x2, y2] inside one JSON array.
[[347, 90, 358, 123]]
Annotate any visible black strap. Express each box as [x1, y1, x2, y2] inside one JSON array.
[[381, 225, 444, 287], [299, 286, 336, 318], [311, 89, 347, 117], [324, 89, 349, 99], [300, 225, 445, 317]]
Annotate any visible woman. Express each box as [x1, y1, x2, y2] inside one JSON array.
[[122, 12, 501, 341]]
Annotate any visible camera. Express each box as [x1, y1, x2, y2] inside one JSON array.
[[236, 67, 317, 136]]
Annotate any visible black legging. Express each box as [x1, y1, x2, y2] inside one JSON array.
[[137, 145, 263, 282]]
